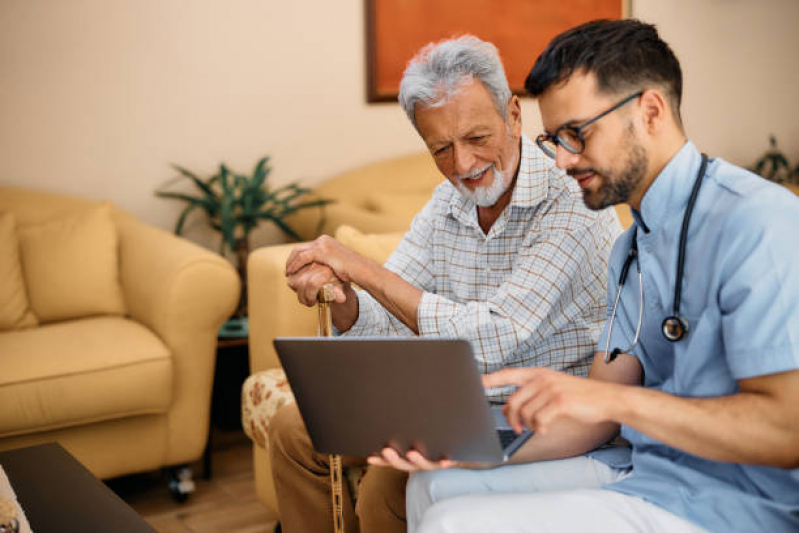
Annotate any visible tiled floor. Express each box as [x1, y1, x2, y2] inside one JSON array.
[[108, 428, 278, 533]]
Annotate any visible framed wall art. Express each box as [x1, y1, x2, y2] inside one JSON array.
[[366, 0, 629, 102]]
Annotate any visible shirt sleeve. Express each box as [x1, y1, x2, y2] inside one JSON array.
[[417, 222, 609, 374], [719, 191, 799, 379], [340, 194, 440, 338]]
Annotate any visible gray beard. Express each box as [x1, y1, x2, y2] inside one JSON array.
[[455, 164, 511, 207]]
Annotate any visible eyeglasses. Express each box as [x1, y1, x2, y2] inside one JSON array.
[[536, 91, 643, 159]]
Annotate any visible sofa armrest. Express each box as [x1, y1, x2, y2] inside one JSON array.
[[116, 213, 239, 343], [247, 244, 318, 373], [115, 212, 240, 462]]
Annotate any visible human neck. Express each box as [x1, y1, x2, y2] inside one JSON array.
[[627, 131, 687, 212], [477, 174, 516, 233]]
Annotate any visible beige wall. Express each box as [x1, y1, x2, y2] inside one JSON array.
[[1, 0, 797, 247]]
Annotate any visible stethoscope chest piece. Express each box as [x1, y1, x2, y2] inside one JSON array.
[[661, 315, 689, 342]]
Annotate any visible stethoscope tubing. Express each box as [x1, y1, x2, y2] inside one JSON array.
[[604, 153, 709, 363]]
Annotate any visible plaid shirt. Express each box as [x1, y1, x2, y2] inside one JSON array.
[[346, 135, 622, 399]]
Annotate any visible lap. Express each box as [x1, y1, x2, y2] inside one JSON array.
[[418, 489, 706, 533], [409, 455, 625, 499]]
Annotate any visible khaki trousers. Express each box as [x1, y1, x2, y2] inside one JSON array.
[[268, 403, 408, 533]]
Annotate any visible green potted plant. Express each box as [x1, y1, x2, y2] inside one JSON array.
[[751, 135, 799, 185], [156, 156, 332, 318]]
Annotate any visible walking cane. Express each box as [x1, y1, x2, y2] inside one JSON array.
[[318, 283, 345, 533]]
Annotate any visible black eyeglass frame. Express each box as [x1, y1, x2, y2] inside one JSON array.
[[536, 91, 644, 159]]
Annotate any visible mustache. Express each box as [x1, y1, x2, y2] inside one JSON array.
[[456, 163, 493, 181], [567, 168, 596, 177]]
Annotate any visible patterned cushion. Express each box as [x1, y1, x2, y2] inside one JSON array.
[[241, 368, 295, 449], [241, 368, 367, 498]]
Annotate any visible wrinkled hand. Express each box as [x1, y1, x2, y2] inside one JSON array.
[[285, 235, 365, 284], [286, 262, 348, 307], [367, 447, 464, 472], [483, 368, 618, 435]]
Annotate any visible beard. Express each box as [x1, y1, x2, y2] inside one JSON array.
[[572, 127, 648, 211], [454, 126, 519, 208], [454, 163, 512, 207]]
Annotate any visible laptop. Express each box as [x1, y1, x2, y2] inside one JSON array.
[[274, 337, 533, 462]]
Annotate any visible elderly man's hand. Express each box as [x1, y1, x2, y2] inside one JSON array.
[[286, 262, 349, 307], [286, 235, 368, 285], [367, 447, 472, 472]]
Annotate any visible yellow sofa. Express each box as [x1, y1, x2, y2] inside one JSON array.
[[286, 152, 443, 240], [0, 187, 240, 484]]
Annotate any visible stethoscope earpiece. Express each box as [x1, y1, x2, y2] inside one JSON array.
[[661, 315, 689, 342]]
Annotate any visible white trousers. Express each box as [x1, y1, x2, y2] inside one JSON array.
[[407, 456, 706, 533]]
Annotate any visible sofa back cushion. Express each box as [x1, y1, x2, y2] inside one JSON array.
[[0, 212, 38, 330], [18, 204, 126, 323], [334, 225, 405, 264]]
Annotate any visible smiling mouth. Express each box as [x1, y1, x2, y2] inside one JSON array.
[[461, 166, 491, 185]]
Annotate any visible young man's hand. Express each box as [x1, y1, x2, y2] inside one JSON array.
[[484, 367, 622, 435]]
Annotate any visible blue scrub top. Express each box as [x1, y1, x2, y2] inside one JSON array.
[[596, 141, 799, 532]]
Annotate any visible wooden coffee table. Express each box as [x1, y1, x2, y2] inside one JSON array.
[[0, 443, 154, 532]]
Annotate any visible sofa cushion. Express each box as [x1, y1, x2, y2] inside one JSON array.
[[18, 204, 126, 323], [334, 225, 405, 264], [364, 191, 431, 221], [0, 213, 38, 331], [0, 316, 172, 437]]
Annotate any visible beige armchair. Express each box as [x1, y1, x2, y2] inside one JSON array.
[[242, 226, 404, 516], [0, 187, 239, 491]]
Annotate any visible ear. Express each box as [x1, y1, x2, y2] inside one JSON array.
[[639, 89, 669, 135], [506, 95, 522, 136]]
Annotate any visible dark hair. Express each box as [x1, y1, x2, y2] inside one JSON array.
[[525, 19, 683, 125]]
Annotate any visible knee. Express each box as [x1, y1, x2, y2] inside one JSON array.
[[406, 471, 444, 531], [356, 466, 408, 524], [267, 402, 310, 460], [407, 471, 437, 506], [417, 499, 474, 533]]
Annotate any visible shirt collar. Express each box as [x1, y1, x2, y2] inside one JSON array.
[[449, 134, 547, 227], [634, 140, 702, 233]]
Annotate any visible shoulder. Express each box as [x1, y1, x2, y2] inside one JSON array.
[[411, 180, 456, 223], [709, 159, 799, 236], [702, 159, 799, 272]]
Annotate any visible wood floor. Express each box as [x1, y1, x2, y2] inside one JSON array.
[[107, 427, 279, 532]]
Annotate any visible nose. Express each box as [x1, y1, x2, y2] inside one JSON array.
[[453, 144, 476, 176], [554, 144, 580, 171]]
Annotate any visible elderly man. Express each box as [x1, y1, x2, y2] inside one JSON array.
[[391, 19, 799, 533], [268, 35, 621, 533]]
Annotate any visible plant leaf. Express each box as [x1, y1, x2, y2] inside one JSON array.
[[170, 164, 219, 200], [174, 202, 200, 235]]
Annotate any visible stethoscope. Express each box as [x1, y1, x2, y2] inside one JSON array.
[[605, 153, 709, 363]]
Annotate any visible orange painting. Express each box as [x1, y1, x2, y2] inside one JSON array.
[[366, 0, 627, 102]]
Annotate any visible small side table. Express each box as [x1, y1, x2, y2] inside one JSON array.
[[203, 317, 250, 479]]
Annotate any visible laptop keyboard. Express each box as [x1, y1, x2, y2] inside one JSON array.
[[497, 429, 518, 449]]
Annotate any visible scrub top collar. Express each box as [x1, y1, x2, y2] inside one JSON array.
[[631, 141, 703, 234]]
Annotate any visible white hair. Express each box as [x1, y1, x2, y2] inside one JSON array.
[[398, 35, 512, 129]]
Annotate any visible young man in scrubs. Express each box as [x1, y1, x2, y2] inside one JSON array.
[[373, 19, 799, 533]]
